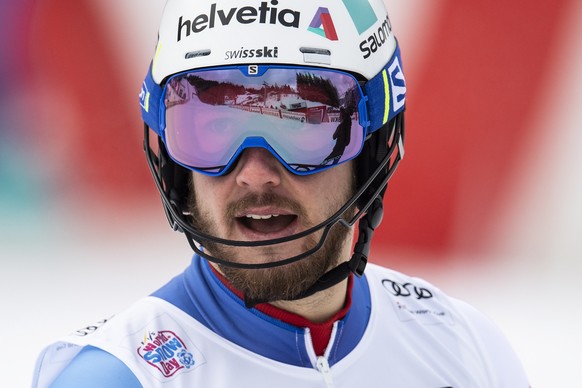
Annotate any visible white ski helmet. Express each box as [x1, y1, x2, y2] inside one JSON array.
[[151, 0, 398, 82]]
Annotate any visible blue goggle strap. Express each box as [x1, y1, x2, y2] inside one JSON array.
[[140, 62, 164, 136], [364, 43, 406, 135]]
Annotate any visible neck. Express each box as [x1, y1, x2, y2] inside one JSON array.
[[269, 279, 348, 323], [209, 262, 349, 323]]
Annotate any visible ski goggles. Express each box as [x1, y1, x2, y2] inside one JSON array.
[[140, 45, 405, 176]]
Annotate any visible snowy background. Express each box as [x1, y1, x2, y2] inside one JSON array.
[[1, 0, 581, 386]]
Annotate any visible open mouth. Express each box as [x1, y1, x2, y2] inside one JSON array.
[[236, 213, 298, 238]]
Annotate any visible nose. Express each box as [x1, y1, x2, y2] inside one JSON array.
[[235, 148, 283, 189]]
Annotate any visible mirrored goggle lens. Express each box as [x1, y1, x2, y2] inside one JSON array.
[[162, 66, 365, 175]]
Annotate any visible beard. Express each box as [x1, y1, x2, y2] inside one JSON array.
[[188, 184, 355, 303], [218, 219, 351, 303]]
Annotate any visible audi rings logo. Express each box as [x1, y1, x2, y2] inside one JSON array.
[[74, 317, 111, 336], [382, 279, 433, 300]]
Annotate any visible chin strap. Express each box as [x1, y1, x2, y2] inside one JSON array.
[[243, 198, 384, 308]]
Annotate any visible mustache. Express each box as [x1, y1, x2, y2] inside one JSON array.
[[226, 192, 306, 219]]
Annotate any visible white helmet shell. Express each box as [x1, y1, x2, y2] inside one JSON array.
[[152, 0, 397, 83]]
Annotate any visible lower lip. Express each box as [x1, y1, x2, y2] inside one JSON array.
[[234, 217, 300, 241]]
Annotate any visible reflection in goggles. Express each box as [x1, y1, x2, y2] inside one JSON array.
[[162, 67, 365, 175]]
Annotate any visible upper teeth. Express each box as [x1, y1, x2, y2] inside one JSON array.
[[245, 214, 279, 220]]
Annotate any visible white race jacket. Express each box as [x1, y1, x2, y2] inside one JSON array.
[[33, 256, 529, 387]]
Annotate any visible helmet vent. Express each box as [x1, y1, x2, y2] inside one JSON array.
[[300, 47, 331, 65], [185, 49, 211, 59]]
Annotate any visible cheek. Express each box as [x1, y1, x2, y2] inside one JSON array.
[[191, 174, 224, 215], [317, 163, 355, 195], [301, 163, 355, 211]]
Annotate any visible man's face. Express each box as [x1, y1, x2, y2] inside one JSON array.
[[189, 148, 356, 302]]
